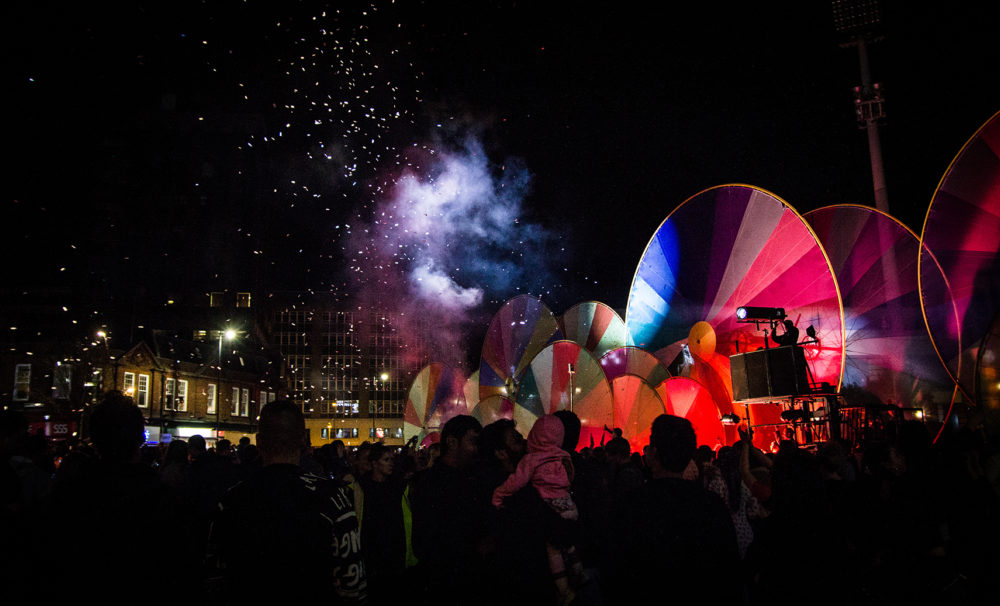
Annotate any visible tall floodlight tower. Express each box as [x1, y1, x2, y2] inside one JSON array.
[[833, 0, 888, 214], [833, 1, 904, 406]]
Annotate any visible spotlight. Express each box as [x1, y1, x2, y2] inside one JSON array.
[[736, 306, 786, 321], [720, 413, 741, 425]]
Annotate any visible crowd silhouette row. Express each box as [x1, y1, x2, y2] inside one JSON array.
[[2, 391, 999, 605]]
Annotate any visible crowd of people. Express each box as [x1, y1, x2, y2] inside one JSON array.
[[2, 391, 999, 605]]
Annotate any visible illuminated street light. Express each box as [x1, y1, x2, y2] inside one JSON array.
[[217, 328, 237, 436], [373, 371, 390, 439]]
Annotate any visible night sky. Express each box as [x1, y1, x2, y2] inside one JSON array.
[[7, 1, 999, 332]]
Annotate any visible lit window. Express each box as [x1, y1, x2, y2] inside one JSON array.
[[177, 380, 188, 412], [165, 378, 175, 410], [207, 384, 217, 414], [53, 363, 72, 400], [232, 387, 240, 415], [236, 292, 251, 308], [209, 292, 224, 307], [241, 388, 249, 417], [123, 372, 136, 398], [13, 364, 31, 401], [137, 374, 150, 407]]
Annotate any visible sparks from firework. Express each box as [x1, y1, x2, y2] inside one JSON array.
[[206, 2, 436, 297], [235, 3, 421, 196]]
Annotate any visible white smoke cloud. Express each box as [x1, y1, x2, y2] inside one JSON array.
[[349, 134, 561, 369], [411, 264, 483, 309]]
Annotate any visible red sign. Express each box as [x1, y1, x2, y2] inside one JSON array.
[[28, 421, 76, 438]]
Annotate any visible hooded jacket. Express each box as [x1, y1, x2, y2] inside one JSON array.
[[492, 415, 573, 506]]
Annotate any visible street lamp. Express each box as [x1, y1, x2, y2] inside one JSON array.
[[374, 371, 389, 440], [81, 329, 111, 442], [95, 329, 110, 393], [217, 328, 237, 436]]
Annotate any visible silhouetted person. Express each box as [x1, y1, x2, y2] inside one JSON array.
[[493, 415, 585, 606], [555, 409, 606, 577], [160, 439, 190, 489], [160, 438, 196, 513], [209, 400, 366, 604], [352, 441, 373, 482], [605, 437, 644, 498], [319, 438, 352, 481], [476, 418, 526, 493], [706, 441, 763, 559], [475, 419, 553, 606], [216, 438, 234, 461], [188, 433, 239, 560], [1, 409, 53, 590], [235, 443, 261, 483], [771, 319, 799, 347], [745, 445, 858, 605], [355, 442, 414, 604], [0, 409, 52, 514], [236, 435, 251, 452], [234, 435, 260, 478], [610, 414, 740, 602], [410, 415, 485, 605], [40, 391, 193, 605]]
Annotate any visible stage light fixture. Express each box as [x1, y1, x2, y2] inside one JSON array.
[[720, 413, 741, 425], [735, 306, 785, 321]]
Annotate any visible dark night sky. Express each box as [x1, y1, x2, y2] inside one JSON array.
[[6, 1, 999, 327]]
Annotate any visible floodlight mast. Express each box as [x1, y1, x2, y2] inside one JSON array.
[[833, 1, 903, 404], [832, 0, 887, 214]]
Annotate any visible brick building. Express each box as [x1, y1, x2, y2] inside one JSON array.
[[103, 331, 279, 444]]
